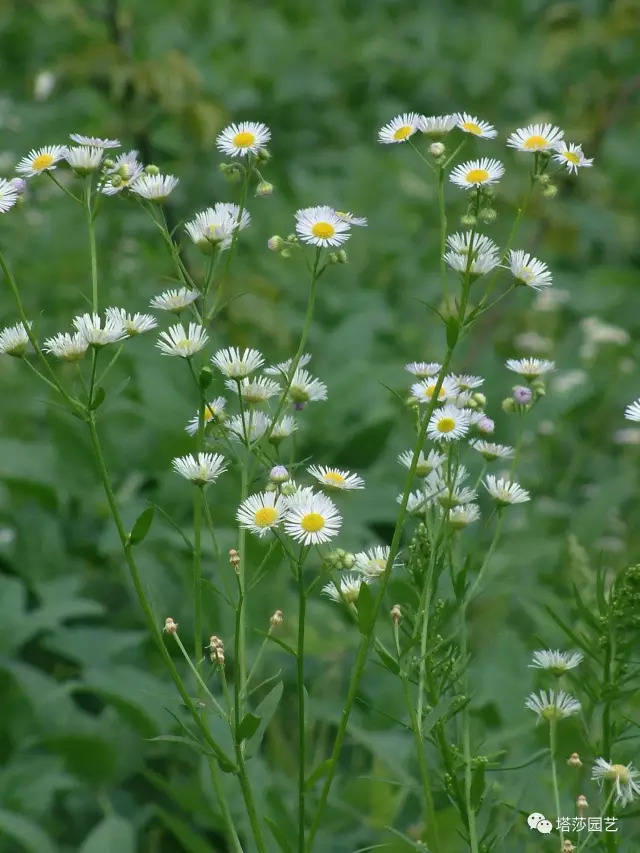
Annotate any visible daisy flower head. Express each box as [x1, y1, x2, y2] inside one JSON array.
[[73, 312, 127, 347], [411, 375, 457, 405], [335, 210, 368, 226], [308, 465, 365, 491], [525, 689, 581, 723], [470, 440, 514, 461], [236, 491, 286, 537], [211, 346, 264, 378], [453, 374, 484, 392], [444, 231, 500, 277], [216, 121, 271, 157], [227, 411, 270, 443], [402, 490, 427, 514], [64, 146, 103, 174], [172, 452, 227, 486], [449, 157, 505, 190], [284, 490, 342, 545], [398, 448, 445, 477], [484, 474, 530, 505], [530, 649, 583, 676], [105, 307, 157, 336], [447, 503, 481, 529], [70, 133, 120, 149], [553, 142, 593, 174], [42, 331, 88, 362], [625, 399, 640, 422], [185, 203, 251, 252], [0, 321, 30, 357], [156, 323, 208, 358], [405, 361, 442, 378], [322, 574, 367, 605], [508, 250, 552, 290], [270, 415, 298, 441], [353, 545, 391, 578], [287, 368, 327, 406], [296, 205, 351, 247], [130, 173, 179, 202], [419, 114, 458, 138], [506, 357, 555, 380], [455, 113, 497, 139], [430, 466, 476, 509], [447, 231, 500, 257], [150, 287, 199, 313], [225, 376, 280, 405], [0, 178, 20, 213], [185, 397, 227, 435], [592, 759, 640, 808], [16, 145, 67, 177], [100, 150, 144, 195], [507, 123, 563, 153], [444, 249, 500, 277], [264, 353, 312, 377], [378, 112, 422, 144], [427, 405, 471, 442]]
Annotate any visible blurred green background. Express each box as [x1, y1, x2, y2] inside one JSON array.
[[1, 0, 640, 850]]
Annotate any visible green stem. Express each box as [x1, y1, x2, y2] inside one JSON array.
[[46, 170, 82, 204], [437, 167, 448, 296], [549, 718, 564, 847], [236, 463, 249, 714], [172, 631, 227, 719], [208, 759, 244, 853], [193, 485, 204, 669], [460, 607, 479, 853], [85, 178, 99, 313], [297, 554, 308, 853]]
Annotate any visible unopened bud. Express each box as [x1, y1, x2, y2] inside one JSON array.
[[478, 207, 497, 224], [460, 213, 476, 227], [145, 164, 160, 176], [502, 397, 516, 413], [542, 183, 558, 198], [257, 148, 271, 163], [473, 392, 486, 408], [255, 180, 273, 197], [10, 177, 26, 196], [531, 379, 546, 397], [513, 385, 532, 405], [163, 617, 179, 634], [429, 141, 445, 157], [102, 158, 115, 171], [336, 249, 348, 264], [280, 248, 292, 259], [576, 794, 588, 810], [270, 609, 284, 628], [199, 365, 213, 391], [229, 548, 240, 569], [567, 752, 583, 768], [269, 465, 289, 484], [476, 415, 494, 434], [281, 481, 298, 496], [267, 235, 284, 251], [391, 604, 403, 624]]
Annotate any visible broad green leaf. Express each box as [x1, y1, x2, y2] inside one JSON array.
[[244, 681, 283, 759], [79, 815, 135, 853], [235, 712, 261, 743], [0, 808, 56, 853], [129, 506, 154, 545]]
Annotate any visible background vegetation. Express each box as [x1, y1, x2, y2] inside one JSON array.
[[0, 0, 639, 850]]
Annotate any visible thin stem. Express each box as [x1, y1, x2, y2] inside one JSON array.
[[46, 170, 82, 204], [208, 759, 243, 853], [297, 552, 308, 853], [172, 631, 227, 720], [549, 718, 564, 847], [85, 178, 99, 313], [437, 166, 448, 296], [460, 608, 479, 853], [193, 485, 204, 671], [236, 463, 249, 716]]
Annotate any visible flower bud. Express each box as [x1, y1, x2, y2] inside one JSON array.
[[163, 617, 179, 634], [542, 183, 558, 198], [567, 752, 583, 768], [102, 158, 115, 170], [501, 397, 516, 413], [9, 177, 26, 196], [145, 164, 160, 176], [257, 148, 271, 163], [267, 235, 284, 251], [336, 249, 348, 264], [280, 248, 292, 259], [460, 213, 476, 227], [199, 365, 213, 391], [478, 207, 497, 224], [576, 794, 588, 810], [229, 548, 240, 570], [531, 379, 546, 397], [281, 481, 298, 496], [476, 415, 494, 434], [391, 604, 402, 624], [429, 141, 445, 157], [513, 385, 532, 405], [270, 609, 284, 628], [562, 842, 576, 853], [473, 392, 486, 408], [255, 180, 274, 197], [269, 465, 290, 484]]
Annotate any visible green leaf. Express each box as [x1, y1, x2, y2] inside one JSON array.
[[235, 712, 261, 743], [374, 643, 400, 676], [129, 506, 154, 545], [446, 317, 459, 348], [147, 735, 215, 757], [304, 758, 333, 789], [0, 809, 56, 853], [470, 764, 485, 811], [89, 386, 106, 410], [244, 681, 283, 759], [265, 817, 294, 853], [357, 581, 376, 634], [79, 815, 135, 853]]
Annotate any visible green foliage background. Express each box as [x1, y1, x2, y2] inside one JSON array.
[[0, 0, 639, 850]]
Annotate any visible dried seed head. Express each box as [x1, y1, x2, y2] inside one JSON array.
[[576, 794, 588, 811], [391, 604, 403, 624], [567, 752, 583, 768], [207, 635, 225, 665], [562, 842, 576, 853], [229, 548, 240, 569], [163, 617, 179, 634], [270, 609, 284, 628]]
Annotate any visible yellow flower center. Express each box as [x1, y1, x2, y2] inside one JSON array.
[[311, 221, 335, 239], [323, 471, 346, 485], [204, 406, 216, 422], [466, 168, 489, 184], [437, 417, 456, 433], [461, 121, 482, 135], [425, 384, 446, 400], [520, 266, 534, 282], [232, 131, 256, 148], [523, 134, 548, 150], [393, 124, 413, 140], [607, 764, 630, 783], [564, 151, 580, 164], [300, 512, 325, 533], [32, 152, 55, 171], [254, 506, 278, 527]]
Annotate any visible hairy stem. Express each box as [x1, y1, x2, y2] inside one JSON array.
[[297, 553, 308, 852]]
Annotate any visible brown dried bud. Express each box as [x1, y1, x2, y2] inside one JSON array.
[[391, 604, 402, 624], [207, 635, 225, 665], [163, 617, 178, 634], [562, 842, 576, 853], [567, 752, 582, 768], [576, 794, 588, 811], [270, 609, 284, 628], [229, 548, 240, 569]]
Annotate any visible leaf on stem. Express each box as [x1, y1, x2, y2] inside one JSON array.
[[129, 507, 154, 546]]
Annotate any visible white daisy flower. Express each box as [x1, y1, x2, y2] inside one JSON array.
[[484, 474, 530, 505], [405, 361, 442, 378], [378, 112, 422, 144], [427, 405, 471, 442], [288, 368, 327, 405], [70, 134, 120, 149], [0, 178, 20, 213], [453, 374, 484, 391], [185, 397, 227, 435], [100, 150, 145, 195], [419, 114, 458, 137], [295, 205, 351, 247], [172, 452, 227, 486], [430, 467, 476, 508], [307, 465, 365, 491], [270, 415, 298, 441], [400, 490, 427, 514], [216, 121, 271, 158], [507, 250, 552, 290], [236, 492, 286, 537], [445, 249, 499, 276], [16, 145, 67, 177], [455, 113, 497, 139], [156, 323, 208, 358], [211, 347, 264, 378], [150, 288, 199, 313], [592, 759, 640, 808], [353, 545, 392, 578], [130, 173, 179, 202], [335, 210, 367, 226], [264, 353, 312, 377], [507, 123, 564, 153], [73, 312, 127, 347], [552, 142, 593, 174], [506, 357, 555, 379], [444, 231, 500, 276], [411, 376, 457, 405], [227, 412, 271, 443], [0, 321, 30, 356], [225, 376, 280, 404], [64, 146, 103, 174], [284, 491, 342, 545], [529, 649, 583, 675], [446, 232, 500, 257], [469, 440, 514, 461], [398, 448, 446, 476], [624, 399, 640, 422], [525, 689, 581, 723], [322, 574, 367, 604], [185, 203, 251, 251], [449, 157, 505, 190], [448, 503, 481, 528], [105, 307, 157, 336], [42, 331, 88, 362]]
